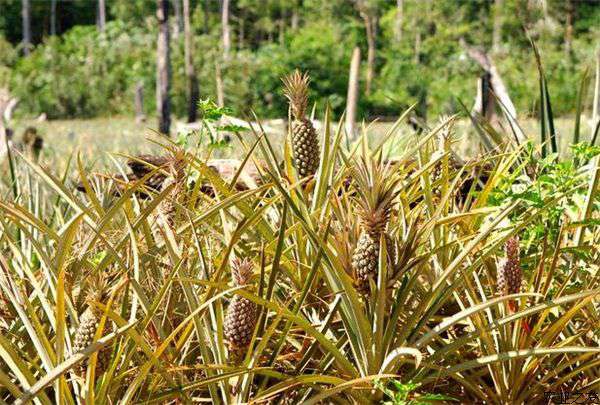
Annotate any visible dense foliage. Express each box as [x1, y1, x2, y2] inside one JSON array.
[[0, 0, 599, 119]]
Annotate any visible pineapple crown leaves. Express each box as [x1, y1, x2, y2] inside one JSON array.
[[231, 257, 254, 287], [350, 156, 402, 235], [282, 69, 310, 121], [83, 272, 109, 310]]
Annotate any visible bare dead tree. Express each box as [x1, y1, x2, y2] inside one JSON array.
[[461, 40, 526, 143], [473, 72, 497, 122], [98, 0, 106, 32], [183, 0, 199, 122], [22, 0, 31, 56], [156, 0, 171, 135], [346, 47, 361, 138], [0, 89, 18, 159]]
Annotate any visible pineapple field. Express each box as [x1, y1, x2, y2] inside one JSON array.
[[1, 63, 599, 404]]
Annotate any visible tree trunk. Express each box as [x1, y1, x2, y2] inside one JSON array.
[[238, 10, 245, 49], [540, 0, 548, 19], [394, 0, 403, 44], [22, 0, 31, 56], [172, 0, 183, 39], [492, 0, 503, 52], [414, 29, 421, 64], [473, 72, 497, 122], [156, 0, 171, 135], [98, 0, 106, 32], [346, 47, 361, 139], [183, 0, 199, 123], [203, 0, 210, 34], [216, 63, 224, 108], [462, 41, 526, 143], [291, 5, 299, 31], [362, 14, 377, 96], [278, 19, 284, 45], [135, 81, 146, 123], [593, 48, 600, 124], [564, 0, 573, 56], [50, 0, 57, 36], [221, 0, 231, 60]]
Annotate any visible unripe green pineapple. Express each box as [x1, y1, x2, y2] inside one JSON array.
[[497, 236, 522, 295], [351, 157, 401, 294], [282, 70, 320, 178], [224, 258, 257, 355]]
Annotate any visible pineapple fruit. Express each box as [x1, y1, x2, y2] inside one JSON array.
[[224, 258, 257, 357], [497, 236, 531, 332], [73, 280, 109, 377], [282, 70, 320, 178], [497, 236, 522, 296], [351, 157, 401, 294]]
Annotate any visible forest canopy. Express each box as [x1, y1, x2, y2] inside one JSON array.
[[0, 0, 598, 120]]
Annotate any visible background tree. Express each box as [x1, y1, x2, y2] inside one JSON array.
[[21, 0, 31, 56], [156, 0, 171, 135], [97, 0, 106, 32], [183, 0, 199, 122], [346, 47, 361, 138], [221, 0, 231, 60], [0, 0, 598, 121], [172, 0, 183, 39], [492, 0, 503, 52], [355, 0, 379, 95], [394, 0, 403, 44], [50, 0, 57, 36]]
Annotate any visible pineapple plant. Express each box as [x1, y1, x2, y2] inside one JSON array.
[[351, 157, 401, 294], [282, 70, 320, 178], [224, 258, 257, 357], [72, 278, 110, 377]]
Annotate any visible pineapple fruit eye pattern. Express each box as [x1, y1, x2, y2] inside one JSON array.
[[1, 65, 599, 405]]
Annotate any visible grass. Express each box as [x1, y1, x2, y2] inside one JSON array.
[[9, 115, 587, 171]]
